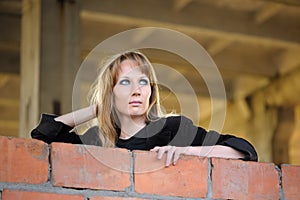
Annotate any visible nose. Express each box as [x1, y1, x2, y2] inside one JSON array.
[[131, 83, 141, 96]]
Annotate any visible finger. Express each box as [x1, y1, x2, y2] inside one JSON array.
[[173, 149, 181, 165], [157, 147, 167, 160], [150, 146, 160, 152], [166, 147, 176, 167]]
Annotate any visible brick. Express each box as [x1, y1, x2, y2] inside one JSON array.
[[212, 158, 279, 200], [0, 136, 48, 184], [50, 143, 131, 190], [134, 151, 208, 198], [281, 164, 300, 200], [90, 196, 146, 200], [2, 189, 84, 200]]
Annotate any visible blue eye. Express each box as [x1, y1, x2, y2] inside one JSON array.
[[140, 79, 149, 85], [119, 79, 130, 85]]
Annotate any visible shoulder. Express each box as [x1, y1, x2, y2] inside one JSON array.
[[161, 115, 195, 134], [165, 115, 193, 125]]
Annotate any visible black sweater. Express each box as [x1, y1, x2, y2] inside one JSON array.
[[31, 113, 258, 161]]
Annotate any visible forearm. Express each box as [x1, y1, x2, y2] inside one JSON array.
[[187, 145, 245, 159], [151, 145, 245, 167], [54, 104, 97, 127]]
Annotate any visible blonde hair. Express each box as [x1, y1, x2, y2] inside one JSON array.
[[89, 51, 164, 147]]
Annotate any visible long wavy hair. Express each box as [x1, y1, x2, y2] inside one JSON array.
[[89, 51, 164, 147]]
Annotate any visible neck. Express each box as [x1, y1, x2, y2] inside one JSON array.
[[118, 115, 146, 139]]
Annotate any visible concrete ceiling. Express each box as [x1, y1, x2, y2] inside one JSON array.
[[0, 0, 300, 134], [79, 0, 300, 100]]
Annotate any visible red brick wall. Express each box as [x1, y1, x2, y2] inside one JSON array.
[[0, 136, 299, 200]]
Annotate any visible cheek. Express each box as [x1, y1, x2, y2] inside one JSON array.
[[113, 86, 130, 100], [143, 87, 152, 100], [113, 87, 126, 111]]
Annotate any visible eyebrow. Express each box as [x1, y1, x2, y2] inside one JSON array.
[[118, 75, 149, 79]]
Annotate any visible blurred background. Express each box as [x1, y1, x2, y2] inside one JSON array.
[[0, 0, 299, 165]]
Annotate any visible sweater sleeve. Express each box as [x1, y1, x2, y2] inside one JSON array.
[[216, 134, 258, 161], [31, 113, 83, 144], [167, 116, 258, 161], [193, 128, 258, 161]]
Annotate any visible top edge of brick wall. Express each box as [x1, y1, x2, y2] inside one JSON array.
[[1, 135, 300, 200]]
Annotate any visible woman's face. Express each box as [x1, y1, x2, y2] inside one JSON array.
[[113, 59, 151, 119]]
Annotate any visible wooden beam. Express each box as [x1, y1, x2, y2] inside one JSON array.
[[82, 0, 300, 44], [81, 10, 300, 50], [264, 66, 300, 106], [0, 98, 19, 107], [277, 48, 300, 75], [173, 0, 193, 11], [262, 0, 300, 6], [207, 38, 233, 57], [254, 3, 281, 24], [0, 41, 19, 53], [233, 75, 269, 99], [0, 1, 22, 15]]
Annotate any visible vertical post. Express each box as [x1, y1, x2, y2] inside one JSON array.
[[39, 0, 81, 115], [39, 0, 64, 115], [20, 0, 41, 138], [62, 0, 81, 113], [19, 0, 81, 138], [250, 92, 277, 162], [272, 106, 295, 165]]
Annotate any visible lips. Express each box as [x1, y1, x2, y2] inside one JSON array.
[[129, 100, 142, 105]]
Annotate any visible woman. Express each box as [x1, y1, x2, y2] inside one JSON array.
[[31, 51, 258, 166]]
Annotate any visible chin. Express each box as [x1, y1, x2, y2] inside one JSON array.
[[128, 108, 146, 115], [129, 110, 147, 117], [129, 113, 146, 117]]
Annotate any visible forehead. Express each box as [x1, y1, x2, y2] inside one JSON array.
[[118, 59, 145, 76]]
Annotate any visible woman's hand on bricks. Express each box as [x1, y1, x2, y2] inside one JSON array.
[[150, 146, 190, 167]]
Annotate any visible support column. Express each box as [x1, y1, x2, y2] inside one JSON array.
[[39, 0, 80, 115], [272, 106, 295, 165], [61, 0, 81, 113], [20, 0, 81, 137], [250, 92, 277, 162], [40, 0, 81, 115], [39, 0, 64, 115], [20, 0, 41, 138]]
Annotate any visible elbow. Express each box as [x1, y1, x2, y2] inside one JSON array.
[[30, 129, 39, 139], [30, 129, 52, 144], [221, 137, 258, 162], [242, 149, 258, 162]]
